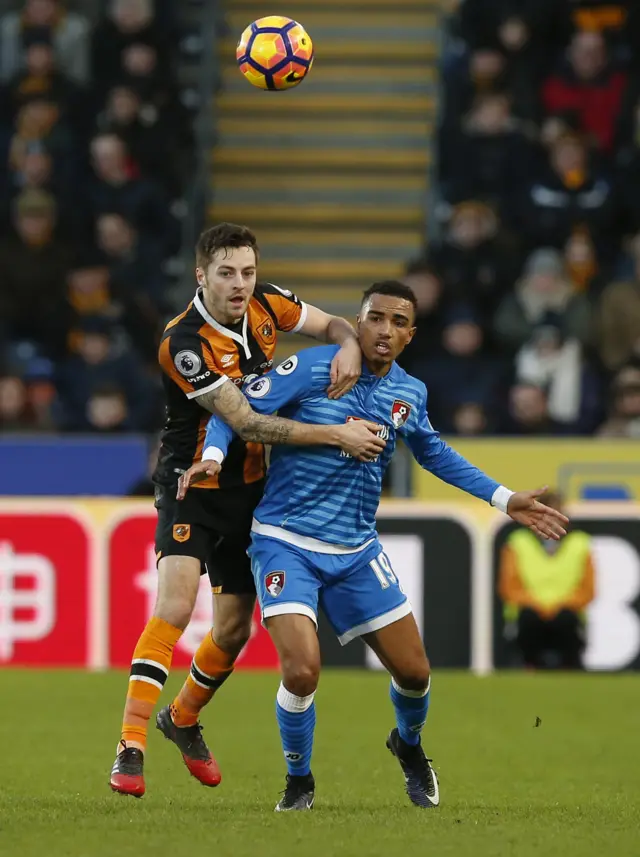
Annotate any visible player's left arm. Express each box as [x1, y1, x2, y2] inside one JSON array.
[[403, 389, 569, 540], [261, 284, 360, 400]]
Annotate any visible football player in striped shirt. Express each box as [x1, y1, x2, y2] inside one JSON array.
[[178, 281, 568, 810]]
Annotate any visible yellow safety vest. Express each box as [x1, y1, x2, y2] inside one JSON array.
[[506, 529, 591, 612]]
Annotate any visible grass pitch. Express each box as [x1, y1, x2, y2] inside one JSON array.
[[1, 669, 638, 857]]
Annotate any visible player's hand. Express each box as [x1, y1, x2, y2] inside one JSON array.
[[506, 487, 569, 540], [336, 420, 386, 462], [176, 460, 222, 500], [328, 339, 362, 399]]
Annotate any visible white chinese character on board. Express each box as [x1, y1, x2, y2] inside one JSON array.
[[0, 541, 56, 661]]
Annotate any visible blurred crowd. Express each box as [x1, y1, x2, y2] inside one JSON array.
[[0, 0, 194, 435], [400, 0, 640, 438]]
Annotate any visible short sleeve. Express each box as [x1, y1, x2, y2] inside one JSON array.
[[259, 282, 308, 333], [158, 329, 228, 400]]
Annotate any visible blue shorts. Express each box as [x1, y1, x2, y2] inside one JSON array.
[[248, 533, 410, 645]]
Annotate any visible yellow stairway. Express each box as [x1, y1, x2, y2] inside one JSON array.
[[211, 0, 442, 326]]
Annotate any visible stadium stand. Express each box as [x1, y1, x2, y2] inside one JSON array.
[[3, 0, 640, 446]]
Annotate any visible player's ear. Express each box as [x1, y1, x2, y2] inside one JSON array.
[[406, 325, 417, 344], [195, 267, 206, 287]]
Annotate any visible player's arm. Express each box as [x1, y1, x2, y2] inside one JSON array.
[[197, 359, 383, 455], [176, 354, 384, 498], [261, 283, 361, 399], [404, 391, 569, 540]]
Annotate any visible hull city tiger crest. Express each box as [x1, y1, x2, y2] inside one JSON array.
[[261, 321, 273, 339], [391, 400, 412, 429], [265, 571, 285, 597]]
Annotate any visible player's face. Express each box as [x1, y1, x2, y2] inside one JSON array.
[[197, 246, 257, 324], [357, 294, 416, 371]]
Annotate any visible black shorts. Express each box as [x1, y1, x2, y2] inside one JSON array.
[[154, 480, 265, 594]]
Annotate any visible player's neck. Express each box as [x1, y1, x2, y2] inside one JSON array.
[[364, 358, 393, 378]]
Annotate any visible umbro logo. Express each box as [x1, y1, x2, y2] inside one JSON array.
[[221, 354, 235, 366]]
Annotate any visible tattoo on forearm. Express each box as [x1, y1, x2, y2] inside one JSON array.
[[197, 380, 294, 444]]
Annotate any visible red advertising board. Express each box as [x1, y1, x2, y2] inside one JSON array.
[[107, 511, 278, 669], [0, 512, 90, 666]]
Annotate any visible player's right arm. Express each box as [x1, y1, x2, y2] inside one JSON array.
[[176, 351, 385, 498], [160, 333, 383, 463]]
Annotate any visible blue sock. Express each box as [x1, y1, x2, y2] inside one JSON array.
[[390, 677, 430, 746], [275, 683, 316, 777]]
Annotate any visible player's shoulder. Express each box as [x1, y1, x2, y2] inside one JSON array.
[[390, 362, 428, 404], [274, 344, 337, 376], [255, 281, 295, 298], [160, 300, 202, 343]]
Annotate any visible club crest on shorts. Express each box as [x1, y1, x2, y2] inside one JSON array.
[[265, 571, 285, 597], [173, 524, 191, 543], [391, 400, 412, 428]]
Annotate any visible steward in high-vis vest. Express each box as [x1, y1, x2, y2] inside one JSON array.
[[498, 492, 595, 669]]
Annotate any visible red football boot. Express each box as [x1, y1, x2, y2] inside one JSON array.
[[110, 741, 145, 797], [156, 706, 221, 787]]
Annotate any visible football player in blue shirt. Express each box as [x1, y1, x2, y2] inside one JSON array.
[[177, 281, 568, 812]]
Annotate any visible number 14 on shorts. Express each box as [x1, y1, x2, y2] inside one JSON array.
[[370, 552, 402, 591]]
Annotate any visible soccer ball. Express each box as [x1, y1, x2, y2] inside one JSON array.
[[236, 16, 314, 91]]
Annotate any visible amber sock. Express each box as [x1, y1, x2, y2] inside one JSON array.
[[170, 630, 235, 727], [121, 616, 183, 751]]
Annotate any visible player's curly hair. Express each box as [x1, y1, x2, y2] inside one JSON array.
[[195, 222, 260, 268]]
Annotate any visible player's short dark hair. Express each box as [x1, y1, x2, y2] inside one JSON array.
[[195, 222, 259, 268], [361, 280, 418, 315]]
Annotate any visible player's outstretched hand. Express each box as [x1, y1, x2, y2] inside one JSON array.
[[506, 487, 569, 540], [337, 420, 386, 462], [177, 460, 222, 500], [328, 339, 362, 399]]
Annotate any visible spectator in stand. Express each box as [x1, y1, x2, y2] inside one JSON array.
[[449, 401, 492, 436], [439, 91, 534, 217], [396, 259, 446, 370], [96, 212, 166, 305], [541, 30, 627, 153], [0, 0, 90, 84], [2, 141, 83, 240], [57, 315, 159, 432], [0, 189, 74, 359], [503, 382, 562, 435], [414, 304, 507, 432], [513, 319, 602, 433], [598, 363, 640, 436], [85, 383, 131, 433], [563, 226, 604, 294], [494, 248, 592, 355], [517, 132, 615, 254], [598, 234, 640, 371], [92, 0, 172, 96], [1, 38, 84, 126], [95, 84, 187, 196], [87, 132, 180, 254], [5, 97, 78, 185], [0, 374, 31, 431], [67, 251, 161, 363], [428, 201, 517, 331]]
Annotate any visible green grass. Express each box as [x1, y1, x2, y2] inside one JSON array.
[[1, 670, 638, 857]]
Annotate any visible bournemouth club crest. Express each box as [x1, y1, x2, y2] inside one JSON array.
[[265, 571, 285, 597], [391, 400, 412, 429]]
